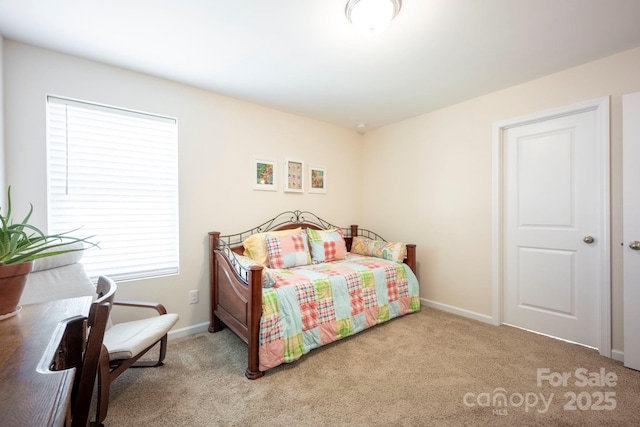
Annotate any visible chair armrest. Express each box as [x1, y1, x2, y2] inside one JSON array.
[[113, 300, 168, 315]]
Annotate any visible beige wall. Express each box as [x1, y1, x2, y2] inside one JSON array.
[[4, 38, 640, 355], [2, 40, 363, 332], [363, 46, 640, 354], [0, 35, 5, 196]]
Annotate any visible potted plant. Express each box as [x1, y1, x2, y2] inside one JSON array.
[[0, 186, 96, 318]]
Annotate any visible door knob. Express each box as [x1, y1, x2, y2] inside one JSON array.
[[630, 241, 640, 250], [583, 236, 595, 244]]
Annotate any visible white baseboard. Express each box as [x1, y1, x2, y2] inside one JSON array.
[[612, 349, 624, 362], [166, 301, 494, 341], [168, 321, 210, 340], [420, 298, 494, 325], [167, 307, 627, 364], [167, 301, 493, 341], [420, 299, 627, 363]]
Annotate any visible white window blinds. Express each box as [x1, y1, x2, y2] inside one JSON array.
[[46, 95, 179, 281]]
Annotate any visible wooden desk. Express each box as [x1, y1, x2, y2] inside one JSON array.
[[0, 296, 92, 427]]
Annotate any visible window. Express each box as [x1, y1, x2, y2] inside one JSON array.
[[46, 95, 179, 281]]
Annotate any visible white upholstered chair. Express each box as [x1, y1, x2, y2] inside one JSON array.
[[21, 244, 179, 426], [95, 297, 179, 426]]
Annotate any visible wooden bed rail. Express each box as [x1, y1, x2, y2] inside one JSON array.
[[209, 231, 264, 379]]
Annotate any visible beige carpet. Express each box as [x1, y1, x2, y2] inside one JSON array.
[[101, 308, 640, 426]]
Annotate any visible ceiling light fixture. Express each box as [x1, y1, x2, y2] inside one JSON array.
[[345, 0, 402, 36]]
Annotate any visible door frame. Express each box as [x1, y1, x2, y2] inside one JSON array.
[[623, 92, 640, 369], [491, 97, 611, 357]]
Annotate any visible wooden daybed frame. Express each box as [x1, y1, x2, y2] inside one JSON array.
[[208, 210, 416, 379]]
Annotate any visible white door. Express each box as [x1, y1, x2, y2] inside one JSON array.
[[502, 107, 605, 348], [623, 92, 640, 370]]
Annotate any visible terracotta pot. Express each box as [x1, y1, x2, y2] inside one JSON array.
[[0, 261, 34, 316]]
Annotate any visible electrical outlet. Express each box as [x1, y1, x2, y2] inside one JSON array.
[[189, 290, 199, 304]]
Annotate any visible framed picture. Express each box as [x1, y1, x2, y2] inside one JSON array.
[[309, 166, 327, 194], [253, 158, 277, 191], [284, 159, 304, 193]]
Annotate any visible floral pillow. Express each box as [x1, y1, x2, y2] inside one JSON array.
[[306, 228, 347, 264], [351, 236, 406, 263], [265, 232, 311, 269]]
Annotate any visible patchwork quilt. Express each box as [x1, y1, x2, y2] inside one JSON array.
[[259, 253, 420, 371]]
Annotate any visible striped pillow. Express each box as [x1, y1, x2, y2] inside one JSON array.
[[265, 232, 311, 268]]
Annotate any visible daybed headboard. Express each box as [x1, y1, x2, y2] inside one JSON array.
[[214, 210, 391, 254], [210, 210, 416, 274]]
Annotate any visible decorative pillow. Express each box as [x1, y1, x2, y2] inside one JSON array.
[[306, 228, 347, 264], [233, 254, 277, 288], [265, 232, 311, 269], [242, 227, 302, 266], [351, 236, 406, 263]]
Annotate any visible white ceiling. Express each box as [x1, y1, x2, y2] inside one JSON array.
[[1, 0, 640, 132]]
